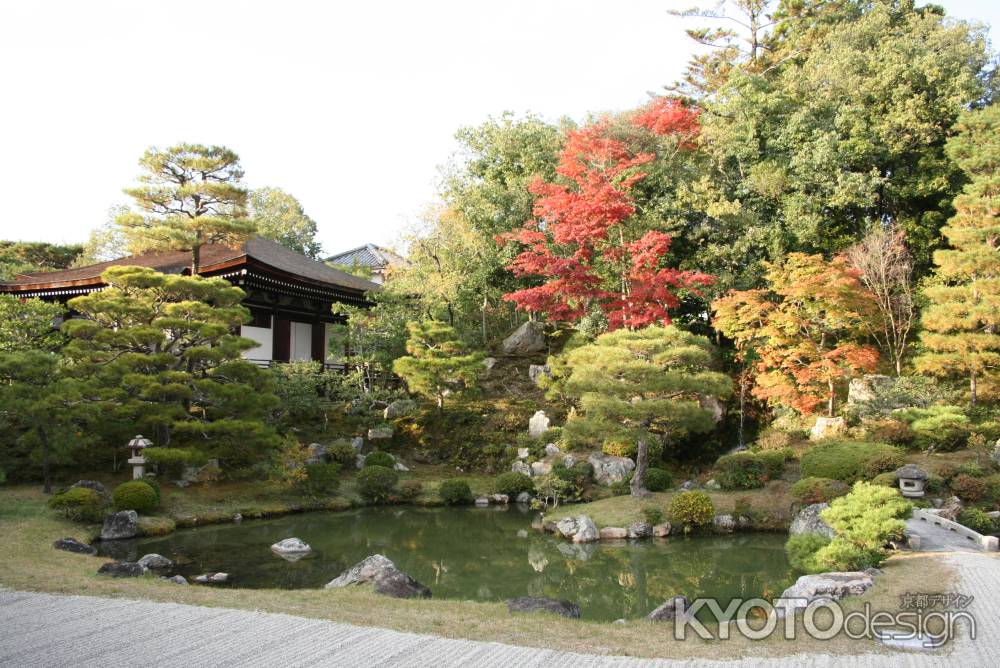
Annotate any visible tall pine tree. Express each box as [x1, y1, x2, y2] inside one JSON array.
[[392, 320, 483, 411], [916, 105, 1000, 405]]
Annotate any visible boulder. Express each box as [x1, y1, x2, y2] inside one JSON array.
[[97, 562, 146, 578], [562, 454, 576, 468], [627, 522, 653, 539], [69, 480, 111, 503], [847, 374, 894, 404], [652, 523, 672, 537], [325, 554, 397, 588], [646, 595, 690, 621], [528, 410, 550, 438], [482, 357, 497, 371], [475, 496, 490, 507], [698, 395, 725, 423], [383, 399, 418, 420], [506, 596, 580, 618], [704, 479, 721, 491], [501, 321, 546, 355], [529, 364, 552, 384], [393, 462, 409, 472], [511, 460, 532, 476], [373, 568, 431, 599], [304, 442, 327, 465], [355, 454, 366, 470], [351, 436, 364, 452], [938, 496, 963, 522], [516, 447, 530, 460], [491, 494, 509, 505], [810, 416, 846, 441], [516, 491, 532, 504], [789, 503, 834, 539], [137, 553, 174, 570], [53, 538, 97, 556], [678, 480, 699, 491], [100, 510, 139, 541], [368, 425, 394, 440], [600, 527, 628, 540], [194, 572, 229, 584], [555, 516, 599, 543], [544, 443, 561, 457], [774, 571, 875, 617], [587, 453, 635, 486], [163, 575, 189, 585], [271, 537, 311, 557], [713, 515, 736, 533], [530, 461, 552, 476]]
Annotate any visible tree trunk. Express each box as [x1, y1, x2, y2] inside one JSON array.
[[481, 294, 488, 345], [971, 371, 978, 407], [827, 380, 836, 417], [39, 426, 51, 494], [191, 243, 201, 275], [630, 439, 650, 497]]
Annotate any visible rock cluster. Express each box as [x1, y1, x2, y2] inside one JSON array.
[[325, 554, 431, 599], [53, 538, 97, 555], [137, 553, 173, 570]]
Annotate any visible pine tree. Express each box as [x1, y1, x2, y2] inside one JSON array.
[[916, 104, 1000, 405], [117, 144, 254, 273], [392, 320, 484, 411], [560, 326, 731, 496]]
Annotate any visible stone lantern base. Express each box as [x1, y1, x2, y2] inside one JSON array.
[[127, 456, 146, 480]]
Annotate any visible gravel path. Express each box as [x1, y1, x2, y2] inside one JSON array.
[[1, 553, 997, 667]]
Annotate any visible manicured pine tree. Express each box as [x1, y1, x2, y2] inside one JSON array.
[[392, 320, 484, 411], [561, 326, 731, 496], [117, 144, 255, 273], [916, 104, 1000, 406]]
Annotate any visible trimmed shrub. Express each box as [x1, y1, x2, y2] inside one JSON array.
[[364, 451, 395, 469], [602, 438, 664, 462], [755, 449, 792, 478], [957, 462, 988, 478], [144, 447, 208, 479], [642, 505, 665, 525], [439, 479, 473, 505], [813, 482, 911, 571], [790, 477, 850, 504], [668, 491, 715, 530], [895, 406, 970, 451], [800, 441, 903, 482], [952, 474, 988, 502], [356, 465, 398, 503], [399, 479, 423, 502], [494, 472, 535, 497], [143, 478, 161, 504], [860, 419, 914, 447], [327, 440, 357, 467], [785, 533, 830, 573], [871, 472, 897, 487], [48, 487, 104, 523], [300, 463, 341, 496], [714, 453, 766, 490], [112, 481, 159, 514], [645, 468, 673, 492], [958, 508, 995, 534]]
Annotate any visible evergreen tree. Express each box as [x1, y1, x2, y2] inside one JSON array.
[[0, 295, 65, 353], [249, 187, 322, 258], [916, 105, 1000, 406], [117, 144, 254, 273], [392, 320, 484, 411], [561, 326, 731, 496]]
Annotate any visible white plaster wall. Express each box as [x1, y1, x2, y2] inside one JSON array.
[[290, 321, 313, 361], [241, 322, 272, 362]]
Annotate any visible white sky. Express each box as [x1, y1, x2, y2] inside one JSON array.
[[0, 0, 995, 257]]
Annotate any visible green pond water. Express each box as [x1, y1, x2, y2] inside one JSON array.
[[99, 506, 795, 621]]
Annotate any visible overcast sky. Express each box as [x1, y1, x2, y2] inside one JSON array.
[[0, 1, 994, 257]]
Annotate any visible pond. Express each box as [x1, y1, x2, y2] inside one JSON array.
[[99, 506, 795, 622]]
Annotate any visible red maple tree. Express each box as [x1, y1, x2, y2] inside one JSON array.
[[499, 99, 712, 330]]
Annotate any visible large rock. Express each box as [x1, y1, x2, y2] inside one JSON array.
[[528, 411, 550, 438], [53, 538, 96, 555], [97, 562, 146, 578], [652, 523, 672, 537], [137, 553, 173, 570], [627, 522, 652, 539], [528, 364, 552, 384], [69, 480, 111, 503], [555, 516, 599, 543], [368, 425, 394, 440], [789, 503, 834, 539], [373, 568, 431, 599], [938, 496, 963, 521], [713, 514, 736, 533], [600, 527, 628, 540], [100, 510, 139, 541], [530, 461, 551, 476], [304, 442, 327, 465], [383, 399, 417, 420], [544, 443, 561, 457], [587, 453, 635, 486], [646, 595, 690, 621], [847, 374, 894, 404], [511, 460, 532, 476], [271, 538, 312, 560], [810, 416, 847, 441], [325, 554, 396, 588], [193, 572, 229, 584], [698, 395, 725, 423], [501, 321, 546, 355], [506, 596, 580, 618], [774, 571, 875, 617]]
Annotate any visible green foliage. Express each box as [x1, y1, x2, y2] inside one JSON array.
[[871, 472, 897, 487], [355, 465, 398, 503], [0, 241, 82, 282], [644, 468, 673, 493], [494, 472, 534, 497], [399, 479, 423, 502], [859, 419, 914, 447], [249, 187, 322, 258], [785, 533, 831, 574], [755, 449, 791, 478], [800, 441, 903, 482], [47, 487, 104, 523], [790, 477, 850, 505], [958, 508, 995, 535], [551, 461, 593, 502], [601, 438, 664, 462], [642, 505, 665, 525], [814, 482, 912, 571], [300, 463, 341, 497], [144, 448, 208, 479], [438, 479, 473, 505], [326, 440, 357, 467], [364, 451, 395, 469], [894, 406, 970, 451], [0, 296, 66, 353], [668, 491, 715, 531], [112, 481, 159, 514], [951, 474, 987, 502], [392, 320, 484, 410], [754, 428, 800, 451], [714, 453, 767, 490], [269, 361, 336, 428], [533, 473, 572, 506]]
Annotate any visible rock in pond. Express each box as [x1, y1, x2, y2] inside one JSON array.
[[600, 527, 627, 540], [652, 522, 672, 537], [647, 595, 690, 621], [271, 538, 312, 562], [516, 491, 532, 504], [774, 571, 876, 617], [325, 554, 397, 588], [194, 572, 230, 584], [789, 503, 834, 539], [713, 514, 736, 533], [137, 553, 174, 570], [587, 453, 635, 486], [100, 510, 139, 541], [373, 569, 432, 599], [506, 596, 580, 618], [627, 522, 652, 539], [53, 537, 96, 556], [555, 516, 599, 543], [97, 562, 146, 578], [475, 496, 490, 507]]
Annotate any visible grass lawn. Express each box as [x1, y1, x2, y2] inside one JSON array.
[[0, 483, 960, 660]]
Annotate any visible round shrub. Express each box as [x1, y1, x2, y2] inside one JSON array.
[[952, 474, 987, 502], [668, 491, 715, 530], [755, 449, 791, 478], [714, 453, 766, 490], [602, 438, 664, 461], [799, 441, 903, 482], [399, 479, 423, 501], [364, 451, 395, 469], [644, 468, 673, 492], [790, 477, 850, 504], [439, 479, 473, 505], [356, 465, 398, 503], [871, 472, 897, 487], [144, 447, 208, 479], [300, 462, 341, 496], [785, 533, 830, 573], [327, 440, 357, 467], [958, 508, 995, 534], [494, 472, 534, 497], [143, 478, 161, 504], [48, 487, 104, 523], [112, 481, 159, 514]]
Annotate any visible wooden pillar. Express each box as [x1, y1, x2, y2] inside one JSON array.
[[273, 316, 291, 362]]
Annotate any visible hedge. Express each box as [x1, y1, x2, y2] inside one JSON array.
[[48, 487, 104, 523], [364, 451, 395, 469], [790, 477, 850, 504], [799, 441, 903, 482], [439, 479, 474, 505], [494, 472, 534, 497], [356, 465, 398, 503]]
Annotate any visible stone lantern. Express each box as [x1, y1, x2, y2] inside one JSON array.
[[127, 434, 153, 480], [894, 464, 928, 499]]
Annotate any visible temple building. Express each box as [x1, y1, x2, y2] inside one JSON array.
[[324, 243, 408, 285], [0, 236, 379, 368]]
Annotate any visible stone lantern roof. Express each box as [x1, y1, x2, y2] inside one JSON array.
[[894, 464, 928, 480]]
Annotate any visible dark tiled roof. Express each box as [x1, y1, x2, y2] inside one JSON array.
[[2, 237, 380, 294], [325, 243, 408, 270]]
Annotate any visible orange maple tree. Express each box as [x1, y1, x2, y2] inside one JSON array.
[[712, 253, 880, 416]]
